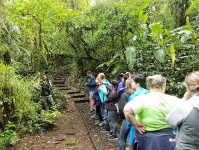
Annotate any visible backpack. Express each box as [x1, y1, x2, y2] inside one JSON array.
[[102, 83, 112, 97], [118, 91, 131, 119]]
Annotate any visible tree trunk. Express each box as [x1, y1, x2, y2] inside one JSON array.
[[3, 51, 11, 65]]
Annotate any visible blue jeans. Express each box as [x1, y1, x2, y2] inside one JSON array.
[[102, 109, 107, 119], [119, 119, 131, 150]]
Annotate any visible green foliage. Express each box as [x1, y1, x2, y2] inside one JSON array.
[[125, 47, 137, 71], [40, 110, 61, 124], [0, 63, 66, 148], [0, 63, 40, 124], [0, 122, 20, 148]]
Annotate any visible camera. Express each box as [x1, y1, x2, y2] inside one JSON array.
[[119, 72, 129, 80], [44, 70, 49, 75]]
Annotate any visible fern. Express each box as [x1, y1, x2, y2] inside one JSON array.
[[125, 47, 136, 71]]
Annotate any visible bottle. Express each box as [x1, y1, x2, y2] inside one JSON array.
[[173, 128, 178, 135], [115, 103, 119, 113], [169, 138, 176, 148]]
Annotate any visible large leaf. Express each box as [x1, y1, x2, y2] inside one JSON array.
[[125, 46, 136, 71]]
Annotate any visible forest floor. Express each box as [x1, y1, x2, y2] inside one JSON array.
[[8, 93, 95, 150]]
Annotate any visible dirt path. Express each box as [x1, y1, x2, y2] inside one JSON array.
[[8, 93, 94, 150]]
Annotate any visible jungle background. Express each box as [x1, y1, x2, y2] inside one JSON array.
[[0, 0, 199, 148]]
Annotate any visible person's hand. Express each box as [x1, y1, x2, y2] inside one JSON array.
[[135, 121, 145, 134], [97, 85, 100, 91], [183, 92, 191, 100]]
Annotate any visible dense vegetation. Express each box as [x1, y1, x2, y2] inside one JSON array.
[[0, 0, 199, 148]]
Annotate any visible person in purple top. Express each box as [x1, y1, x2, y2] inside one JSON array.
[[117, 72, 131, 95]]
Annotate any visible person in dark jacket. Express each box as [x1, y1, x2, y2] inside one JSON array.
[[105, 80, 119, 140], [85, 71, 96, 114], [119, 74, 149, 150], [118, 78, 135, 149], [35, 73, 54, 110]]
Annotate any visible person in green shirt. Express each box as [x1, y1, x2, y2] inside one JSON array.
[[124, 75, 180, 150]]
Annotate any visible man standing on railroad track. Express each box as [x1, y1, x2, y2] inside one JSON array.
[[85, 71, 96, 114]]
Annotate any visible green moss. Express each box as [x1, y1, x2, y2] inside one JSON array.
[[65, 137, 76, 145]]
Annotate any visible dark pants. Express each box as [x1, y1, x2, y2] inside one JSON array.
[[107, 111, 117, 136], [102, 110, 110, 131], [132, 128, 174, 150], [96, 106, 103, 122], [119, 119, 131, 150]]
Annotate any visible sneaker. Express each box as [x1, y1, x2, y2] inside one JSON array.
[[95, 121, 100, 125], [107, 132, 113, 136], [100, 128, 109, 133], [108, 135, 118, 141], [103, 116, 107, 120], [98, 121, 105, 126]]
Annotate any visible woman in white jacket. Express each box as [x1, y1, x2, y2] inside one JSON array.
[[166, 71, 199, 150]]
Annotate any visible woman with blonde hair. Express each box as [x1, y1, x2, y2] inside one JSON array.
[[96, 73, 111, 129], [124, 75, 180, 150], [167, 71, 199, 150]]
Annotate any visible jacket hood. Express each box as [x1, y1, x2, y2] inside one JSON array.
[[189, 96, 199, 110], [103, 78, 111, 85]]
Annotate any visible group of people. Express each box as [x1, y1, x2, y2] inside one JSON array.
[[85, 70, 199, 150]]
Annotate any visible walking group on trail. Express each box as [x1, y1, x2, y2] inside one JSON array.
[[85, 70, 199, 150]]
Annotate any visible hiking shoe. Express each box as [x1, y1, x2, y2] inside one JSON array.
[[108, 135, 118, 141], [100, 128, 109, 133], [98, 121, 105, 126], [107, 132, 113, 136], [95, 121, 100, 125], [91, 114, 98, 120]]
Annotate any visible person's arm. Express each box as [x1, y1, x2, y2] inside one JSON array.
[[117, 80, 126, 93], [86, 77, 96, 87], [124, 104, 145, 134], [106, 91, 117, 102], [166, 103, 187, 128], [118, 93, 128, 114]]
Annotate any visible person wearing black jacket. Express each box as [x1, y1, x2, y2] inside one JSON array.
[[85, 71, 96, 114], [36, 73, 54, 110], [118, 79, 134, 150], [105, 80, 119, 140]]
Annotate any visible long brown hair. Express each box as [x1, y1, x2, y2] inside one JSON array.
[[125, 79, 134, 94]]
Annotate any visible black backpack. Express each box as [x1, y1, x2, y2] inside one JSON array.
[[118, 91, 131, 119]]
